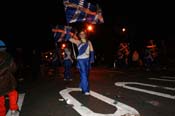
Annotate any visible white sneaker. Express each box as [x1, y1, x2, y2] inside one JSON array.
[[84, 92, 90, 95], [11, 110, 19, 116]]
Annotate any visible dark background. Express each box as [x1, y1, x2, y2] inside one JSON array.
[[0, 0, 175, 63]]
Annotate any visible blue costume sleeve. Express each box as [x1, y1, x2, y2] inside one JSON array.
[[90, 51, 95, 63]]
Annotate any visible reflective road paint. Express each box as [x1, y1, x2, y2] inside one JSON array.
[[60, 88, 140, 116], [148, 78, 175, 82], [115, 82, 175, 99], [6, 93, 25, 116]]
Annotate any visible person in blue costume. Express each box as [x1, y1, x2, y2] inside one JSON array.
[[68, 30, 94, 95], [63, 47, 73, 81]]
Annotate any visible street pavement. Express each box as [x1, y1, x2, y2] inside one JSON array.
[[6, 66, 175, 116]]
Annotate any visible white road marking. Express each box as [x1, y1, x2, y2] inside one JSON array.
[[60, 88, 140, 116], [115, 82, 175, 99], [160, 76, 175, 79], [148, 78, 175, 82], [6, 93, 25, 116]]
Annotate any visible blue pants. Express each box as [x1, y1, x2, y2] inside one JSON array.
[[77, 58, 90, 93], [64, 59, 72, 79]]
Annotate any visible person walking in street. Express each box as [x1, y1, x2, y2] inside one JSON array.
[[68, 30, 95, 95], [0, 40, 19, 116], [118, 42, 130, 68], [63, 47, 73, 81]]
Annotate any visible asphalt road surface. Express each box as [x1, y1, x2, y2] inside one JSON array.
[[6, 66, 175, 116]]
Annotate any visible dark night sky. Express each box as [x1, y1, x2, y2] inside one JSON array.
[[0, 0, 175, 50]]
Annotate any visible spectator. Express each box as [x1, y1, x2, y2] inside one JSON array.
[[0, 40, 19, 116]]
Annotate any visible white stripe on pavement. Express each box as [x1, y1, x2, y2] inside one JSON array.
[[148, 78, 175, 82], [59, 88, 140, 116], [160, 76, 175, 79], [6, 93, 25, 116], [115, 82, 175, 99]]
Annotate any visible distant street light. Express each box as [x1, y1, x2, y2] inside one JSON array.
[[61, 43, 66, 49], [86, 24, 94, 32], [122, 27, 126, 32]]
